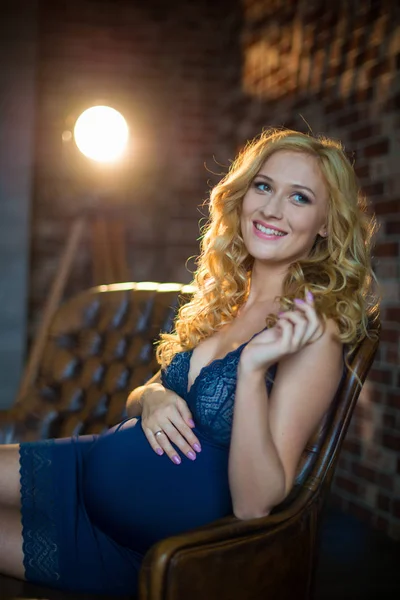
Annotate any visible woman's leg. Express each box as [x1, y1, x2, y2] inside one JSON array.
[[0, 506, 25, 579], [0, 445, 22, 508]]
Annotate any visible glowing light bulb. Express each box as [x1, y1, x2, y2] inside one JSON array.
[[74, 106, 129, 163]]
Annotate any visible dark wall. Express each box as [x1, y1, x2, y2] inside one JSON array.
[[30, 0, 241, 333], [0, 1, 37, 407]]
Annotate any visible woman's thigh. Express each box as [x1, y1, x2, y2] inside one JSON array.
[[0, 445, 22, 508], [0, 506, 25, 580]]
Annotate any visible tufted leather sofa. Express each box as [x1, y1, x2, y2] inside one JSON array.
[[0, 284, 380, 600], [0, 282, 193, 444]]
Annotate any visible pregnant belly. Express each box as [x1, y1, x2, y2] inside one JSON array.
[[82, 418, 232, 553]]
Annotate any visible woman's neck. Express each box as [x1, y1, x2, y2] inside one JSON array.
[[245, 261, 286, 307]]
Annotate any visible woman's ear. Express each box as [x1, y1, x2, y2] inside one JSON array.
[[318, 226, 328, 238]]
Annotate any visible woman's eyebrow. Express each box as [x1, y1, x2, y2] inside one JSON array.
[[256, 173, 316, 198]]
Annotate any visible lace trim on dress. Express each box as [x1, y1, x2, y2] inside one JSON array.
[[19, 440, 61, 583], [161, 341, 278, 448]]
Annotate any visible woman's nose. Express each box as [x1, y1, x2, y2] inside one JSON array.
[[260, 193, 284, 219]]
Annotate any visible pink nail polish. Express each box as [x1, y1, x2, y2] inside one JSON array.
[[188, 419, 195, 427], [278, 311, 285, 316], [187, 451, 196, 460], [306, 291, 314, 302], [156, 448, 163, 456], [172, 455, 181, 465], [294, 298, 305, 305], [193, 443, 202, 452]]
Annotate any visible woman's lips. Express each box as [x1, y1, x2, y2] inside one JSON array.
[[252, 222, 288, 241]]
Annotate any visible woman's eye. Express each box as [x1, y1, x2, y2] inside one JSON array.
[[293, 192, 310, 204], [254, 181, 271, 192]]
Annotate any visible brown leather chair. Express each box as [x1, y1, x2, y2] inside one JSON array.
[[0, 283, 380, 600]]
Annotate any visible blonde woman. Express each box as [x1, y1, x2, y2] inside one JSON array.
[[0, 129, 378, 594]]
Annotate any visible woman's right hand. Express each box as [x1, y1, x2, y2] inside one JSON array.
[[140, 383, 202, 464]]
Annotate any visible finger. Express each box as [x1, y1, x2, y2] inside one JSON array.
[[146, 428, 183, 464], [293, 300, 323, 345], [278, 311, 308, 348], [144, 428, 166, 457], [276, 319, 295, 351], [161, 421, 199, 461], [176, 397, 196, 428], [293, 299, 320, 330], [169, 402, 202, 452]]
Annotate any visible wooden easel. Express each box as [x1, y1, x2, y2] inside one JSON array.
[[15, 214, 130, 403]]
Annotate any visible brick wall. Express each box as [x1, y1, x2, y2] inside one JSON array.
[[215, 0, 400, 539], [30, 0, 240, 334]]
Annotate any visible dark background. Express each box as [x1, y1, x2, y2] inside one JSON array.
[[0, 0, 398, 541]]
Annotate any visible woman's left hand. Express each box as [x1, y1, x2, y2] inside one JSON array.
[[239, 293, 324, 375]]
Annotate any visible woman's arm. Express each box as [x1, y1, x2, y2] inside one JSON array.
[[125, 370, 162, 417], [229, 312, 343, 520]]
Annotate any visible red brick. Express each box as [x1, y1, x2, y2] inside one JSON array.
[[363, 182, 385, 196], [350, 125, 378, 143], [325, 100, 346, 114], [351, 463, 376, 483], [380, 329, 400, 344], [381, 432, 400, 452], [369, 367, 393, 385], [342, 438, 362, 456], [336, 475, 360, 495], [386, 347, 399, 366], [386, 391, 400, 410], [354, 164, 370, 179], [386, 307, 400, 321], [363, 139, 390, 158], [386, 219, 400, 235], [336, 110, 365, 127], [374, 242, 399, 257], [374, 200, 400, 215]]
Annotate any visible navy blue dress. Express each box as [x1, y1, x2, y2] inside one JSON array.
[[19, 336, 278, 595]]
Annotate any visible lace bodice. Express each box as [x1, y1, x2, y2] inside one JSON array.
[[161, 338, 277, 447]]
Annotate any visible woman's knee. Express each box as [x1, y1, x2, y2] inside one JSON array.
[[0, 506, 25, 580], [0, 445, 21, 508]]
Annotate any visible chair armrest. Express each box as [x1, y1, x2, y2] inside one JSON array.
[[139, 493, 321, 600]]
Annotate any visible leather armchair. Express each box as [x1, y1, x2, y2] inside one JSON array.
[[0, 282, 193, 444], [0, 283, 380, 600]]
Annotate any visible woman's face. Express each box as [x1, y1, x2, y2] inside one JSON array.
[[240, 150, 329, 266]]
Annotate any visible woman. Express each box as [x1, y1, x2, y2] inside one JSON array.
[[0, 129, 378, 594]]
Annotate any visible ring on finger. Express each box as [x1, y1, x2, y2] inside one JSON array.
[[154, 430, 164, 438]]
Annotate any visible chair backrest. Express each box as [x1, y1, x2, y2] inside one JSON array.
[[0, 283, 193, 443]]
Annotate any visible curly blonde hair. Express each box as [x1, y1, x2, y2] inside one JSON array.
[[156, 128, 380, 376]]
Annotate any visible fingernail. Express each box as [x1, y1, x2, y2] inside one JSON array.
[[156, 448, 163, 456], [278, 311, 285, 316], [172, 455, 181, 465], [294, 298, 306, 305], [193, 443, 202, 452], [187, 451, 196, 460], [306, 291, 314, 302], [188, 419, 195, 427]]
